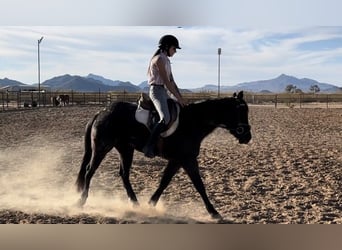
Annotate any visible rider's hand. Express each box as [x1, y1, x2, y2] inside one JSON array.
[[179, 97, 187, 107]]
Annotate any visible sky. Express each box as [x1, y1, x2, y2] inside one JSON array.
[[1, 0, 342, 89]]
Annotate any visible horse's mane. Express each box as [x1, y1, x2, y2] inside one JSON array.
[[184, 97, 239, 113], [180, 97, 241, 123], [188, 97, 237, 107]]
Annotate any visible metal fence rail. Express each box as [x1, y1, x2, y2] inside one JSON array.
[[1, 91, 111, 110], [244, 93, 342, 108], [0, 91, 216, 111], [1, 90, 342, 111]]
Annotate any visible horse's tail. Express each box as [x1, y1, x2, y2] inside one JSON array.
[[75, 112, 99, 192]]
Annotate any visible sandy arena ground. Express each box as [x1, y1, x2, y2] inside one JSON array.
[[0, 104, 341, 223]]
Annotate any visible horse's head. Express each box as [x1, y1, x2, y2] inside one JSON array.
[[220, 91, 252, 144], [230, 91, 251, 144]]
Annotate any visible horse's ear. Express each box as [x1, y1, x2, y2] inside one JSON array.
[[233, 92, 237, 98], [237, 91, 244, 100]]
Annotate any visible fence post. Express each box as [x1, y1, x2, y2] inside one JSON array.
[[43, 91, 46, 107], [17, 92, 20, 108], [71, 90, 74, 106], [275, 94, 278, 108], [326, 95, 329, 109], [1, 92, 4, 111], [98, 88, 100, 104], [108, 92, 113, 105]]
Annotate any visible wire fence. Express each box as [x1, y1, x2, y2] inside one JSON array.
[[0, 90, 118, 110], [1, 90, 342, 111], [244, 93, 342, 108]]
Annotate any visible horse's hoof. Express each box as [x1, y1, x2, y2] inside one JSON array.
[[211, 213, 223, 221], [77, 198, 86, 208], [148, 199, 157, 207], [132, 201, 140, 208]]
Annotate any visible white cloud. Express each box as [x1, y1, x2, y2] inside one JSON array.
[[0, 26, 342, 87]]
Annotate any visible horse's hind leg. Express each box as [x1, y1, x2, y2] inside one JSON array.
[[76, 149, 92, 193], [78, 150, 108, 206], [117, 145, 139, 205], [182, 158, 222, 220], [76, 113, 99, 193], [149, 160, 181, 206]]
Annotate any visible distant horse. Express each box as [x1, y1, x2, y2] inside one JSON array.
[[51, 95, 69, 106], [76, 91, 251, 219], [51, 96, 60, 106], [57, 94, 69, 106]]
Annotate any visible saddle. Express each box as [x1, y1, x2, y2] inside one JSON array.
[[135, 93, 180, 137]]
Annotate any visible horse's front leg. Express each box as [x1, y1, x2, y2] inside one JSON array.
[[182, 158, 222, 220], [117, 146, 139, 205], [149, 160, 181, 206]]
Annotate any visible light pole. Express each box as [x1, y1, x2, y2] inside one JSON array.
[[38, 36, 44, 106], [217, 48, 221, 98]]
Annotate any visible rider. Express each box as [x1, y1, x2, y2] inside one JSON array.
[[142, 34, 187, 158]]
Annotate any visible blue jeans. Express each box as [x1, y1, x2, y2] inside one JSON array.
[[149, 85, 170, 124]]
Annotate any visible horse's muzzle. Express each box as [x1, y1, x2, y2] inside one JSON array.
[[239, 131, 251, 144], [235, 124, 252, 144]]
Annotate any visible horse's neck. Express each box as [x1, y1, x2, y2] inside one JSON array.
[[188, 99, 230, 124], [182, 99, 229, 137]]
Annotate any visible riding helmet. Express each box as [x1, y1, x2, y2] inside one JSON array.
[[158, 35, 181, 49]]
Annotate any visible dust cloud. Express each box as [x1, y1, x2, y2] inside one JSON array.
[[0, 139, 211, 223]]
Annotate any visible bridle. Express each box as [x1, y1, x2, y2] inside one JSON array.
[[230, 100, 251, 137], [216, 97, 251, 138], [233, 123, 251, 137]]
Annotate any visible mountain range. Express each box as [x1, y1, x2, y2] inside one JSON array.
[[1, 74, 341, 93], [194, 74, 341, 93]]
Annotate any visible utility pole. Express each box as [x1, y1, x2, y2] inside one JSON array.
[[38, 36, 44, 107], [217, 48, 222, 98]]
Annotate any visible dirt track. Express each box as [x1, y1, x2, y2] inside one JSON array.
[[0, 105, 341, 223]]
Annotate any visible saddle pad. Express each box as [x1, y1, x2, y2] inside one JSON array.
[[135, 106, 150, 126], [160, 104, 180, 137], [135, 105, 180, 138]]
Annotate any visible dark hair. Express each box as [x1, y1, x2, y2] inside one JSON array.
[[152, 48, 162, 58], [147, 49, 161, 75]]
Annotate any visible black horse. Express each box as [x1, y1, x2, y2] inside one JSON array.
[[76, 91, 251, 219]]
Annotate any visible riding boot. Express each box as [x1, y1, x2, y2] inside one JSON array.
[[143, 122, 166, 158]]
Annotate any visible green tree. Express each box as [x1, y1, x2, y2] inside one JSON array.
[[310, 84, 320, 94], [295, 88, 303, 94], [285, 84, 297, 93]]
